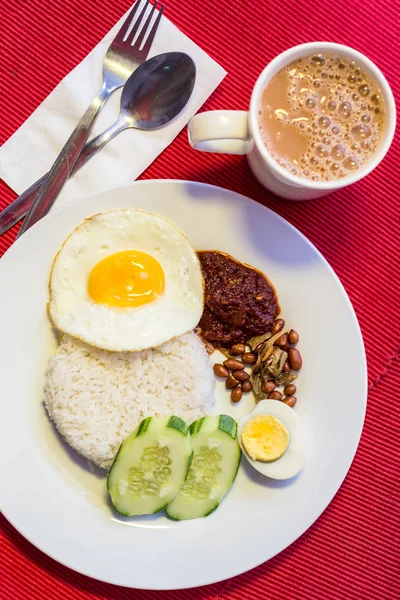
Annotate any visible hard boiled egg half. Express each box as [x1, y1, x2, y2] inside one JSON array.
[[238, 400, 306, 479], [48, 210, 204, 352]]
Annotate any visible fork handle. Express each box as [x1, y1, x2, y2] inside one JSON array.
[[0, 178, 42, 234], [16, 84, 110, 238], [0, 119, 127, 236]]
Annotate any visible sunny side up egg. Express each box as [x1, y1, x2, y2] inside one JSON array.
[[48, 210, 204, 352], [238, 400, 306, 479]]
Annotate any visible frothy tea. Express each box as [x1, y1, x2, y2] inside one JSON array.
[[258, 54, 386, 181]]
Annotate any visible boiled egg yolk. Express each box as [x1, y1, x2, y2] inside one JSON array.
[[88, 250, 165, 308], [241, 414, 290, 462]]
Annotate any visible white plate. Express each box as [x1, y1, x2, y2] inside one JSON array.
[[0, 181, 366, 590]]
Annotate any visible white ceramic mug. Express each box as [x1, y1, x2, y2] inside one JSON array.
[[188, 42, 396, 201]]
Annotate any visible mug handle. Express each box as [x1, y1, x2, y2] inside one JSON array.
[[188, 110, 251, 155]]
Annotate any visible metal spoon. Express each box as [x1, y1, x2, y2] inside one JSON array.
[[1, 52, 196, 235]]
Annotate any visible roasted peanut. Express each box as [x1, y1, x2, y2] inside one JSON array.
[[284, 383, 297, 396], [231, 387, 243, 403], [213, 363, 229, 378], [288, 348, 302, 371], [233, 370, 250, 381], [242, 352, 257, 364], [269, 391, 283, 400], [231, 343, 246, 356], [261, 381, 276, 394], [275, 333, 288, 347], [271, 318, 285, 335], [282, 361, 291, 373], [254, 343, 265, 354], [223, 358, 245, 371], [282, 396, 297, 408], [241, 380, 253, 393], [225, 375, 239, 389], [288, 329, 299, 344]]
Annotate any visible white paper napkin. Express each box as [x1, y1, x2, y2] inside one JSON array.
[[0, 2, 226, 211]]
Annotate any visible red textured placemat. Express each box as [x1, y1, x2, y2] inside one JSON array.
[[1, 0, 399, 598]]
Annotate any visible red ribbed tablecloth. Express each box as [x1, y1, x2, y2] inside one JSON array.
[[1, 0, 399, 598]]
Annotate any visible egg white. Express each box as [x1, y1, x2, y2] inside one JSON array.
[[48, 210, 204, 351], [238, 400, 306, 479]]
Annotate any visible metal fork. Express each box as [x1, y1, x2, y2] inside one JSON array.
[[17, 0, 164, 238]]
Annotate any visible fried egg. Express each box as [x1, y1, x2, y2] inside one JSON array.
[[48, 210, 204, 351], [238, 400, 306, 479]]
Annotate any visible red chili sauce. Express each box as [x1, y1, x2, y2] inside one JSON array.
[[197, 251, 280, 348]]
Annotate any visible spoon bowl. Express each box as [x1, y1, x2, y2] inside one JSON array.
[[121, 52, 196, 129]]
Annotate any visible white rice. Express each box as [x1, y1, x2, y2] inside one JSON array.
[[44, 332, 215, 470]]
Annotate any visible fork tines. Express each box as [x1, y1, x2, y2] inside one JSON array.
[[114, 0, 165, 49]]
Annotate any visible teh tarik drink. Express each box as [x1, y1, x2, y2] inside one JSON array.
[[258, 53, 386, 181]]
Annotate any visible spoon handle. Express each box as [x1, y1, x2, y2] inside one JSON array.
[[17, 85, 109, 238], [77, 120, 127, 165], [0, 120, 127, 236]]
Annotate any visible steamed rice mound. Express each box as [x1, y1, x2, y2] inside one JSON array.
[[44, 332, 215, 470]]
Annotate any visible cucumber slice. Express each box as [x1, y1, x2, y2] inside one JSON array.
[[166, 415, 241, 520], [107, 416, 192, 516]]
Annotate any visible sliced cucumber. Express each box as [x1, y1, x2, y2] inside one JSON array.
[[166, 415, 241, 520], [107, 416, 192, 516]]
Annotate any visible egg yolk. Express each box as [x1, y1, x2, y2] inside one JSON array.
[[88, 250, 165, 308], [241, 414, 290, 462]]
